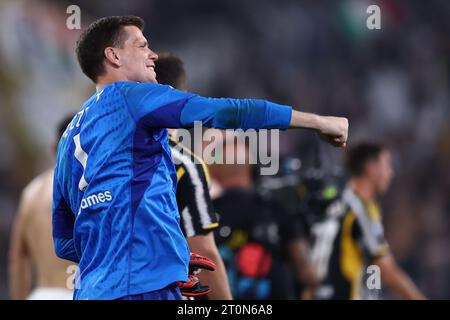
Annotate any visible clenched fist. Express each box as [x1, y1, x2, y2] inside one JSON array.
[[317, 116, 348, 147], [290, 111, 349, 147]]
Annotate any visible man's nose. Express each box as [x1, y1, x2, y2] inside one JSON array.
[[149, 49, 158, 61]]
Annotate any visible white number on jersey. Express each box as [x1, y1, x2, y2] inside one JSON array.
[[73, 133, 88, 192]]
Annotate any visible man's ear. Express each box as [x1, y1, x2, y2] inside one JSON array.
[[365, 160, 377, 178], [104, 47, 121, 67]]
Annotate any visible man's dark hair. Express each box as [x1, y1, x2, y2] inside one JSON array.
[[345, 142, 387, 177], [76, 16, 145, 82], [155, 52, 186, 89]]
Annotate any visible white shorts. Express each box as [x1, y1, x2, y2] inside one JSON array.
[[27, 287, 73, 300]]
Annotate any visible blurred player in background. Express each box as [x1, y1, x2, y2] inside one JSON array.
[[155, 52, 232, 299], [52, 15, 347, 300], [257, 161, 343, 299], [210, 140, 317, 299], [311, 142, 426, 300], [8, 115, 75, 300]]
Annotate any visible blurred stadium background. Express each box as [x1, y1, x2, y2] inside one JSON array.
[[0, 0, 449, 299]]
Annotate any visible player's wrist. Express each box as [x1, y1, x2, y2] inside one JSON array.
[[312, 114, 327, 133], [290, 111, 322, 131]]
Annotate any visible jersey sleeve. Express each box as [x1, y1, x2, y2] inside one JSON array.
[[119, 82, 292, 130], [52, 167, 79, 263]]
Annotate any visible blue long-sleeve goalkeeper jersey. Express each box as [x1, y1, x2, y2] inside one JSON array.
[[52, 81, 292, 300]]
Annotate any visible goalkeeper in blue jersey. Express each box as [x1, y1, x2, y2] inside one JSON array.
[[52, 16, 348, 300]]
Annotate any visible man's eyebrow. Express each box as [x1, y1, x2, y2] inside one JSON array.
[[136, 38, 148, 45]]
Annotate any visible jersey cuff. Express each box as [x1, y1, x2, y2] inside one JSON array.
[[267, 103, 292, 130]]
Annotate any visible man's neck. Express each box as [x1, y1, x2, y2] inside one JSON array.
[[348, 178, 375, 202], [96, 74, 128, 91]]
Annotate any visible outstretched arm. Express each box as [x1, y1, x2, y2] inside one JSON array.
[[180, 97, 349, 148], [123, 83, 349, 147]]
